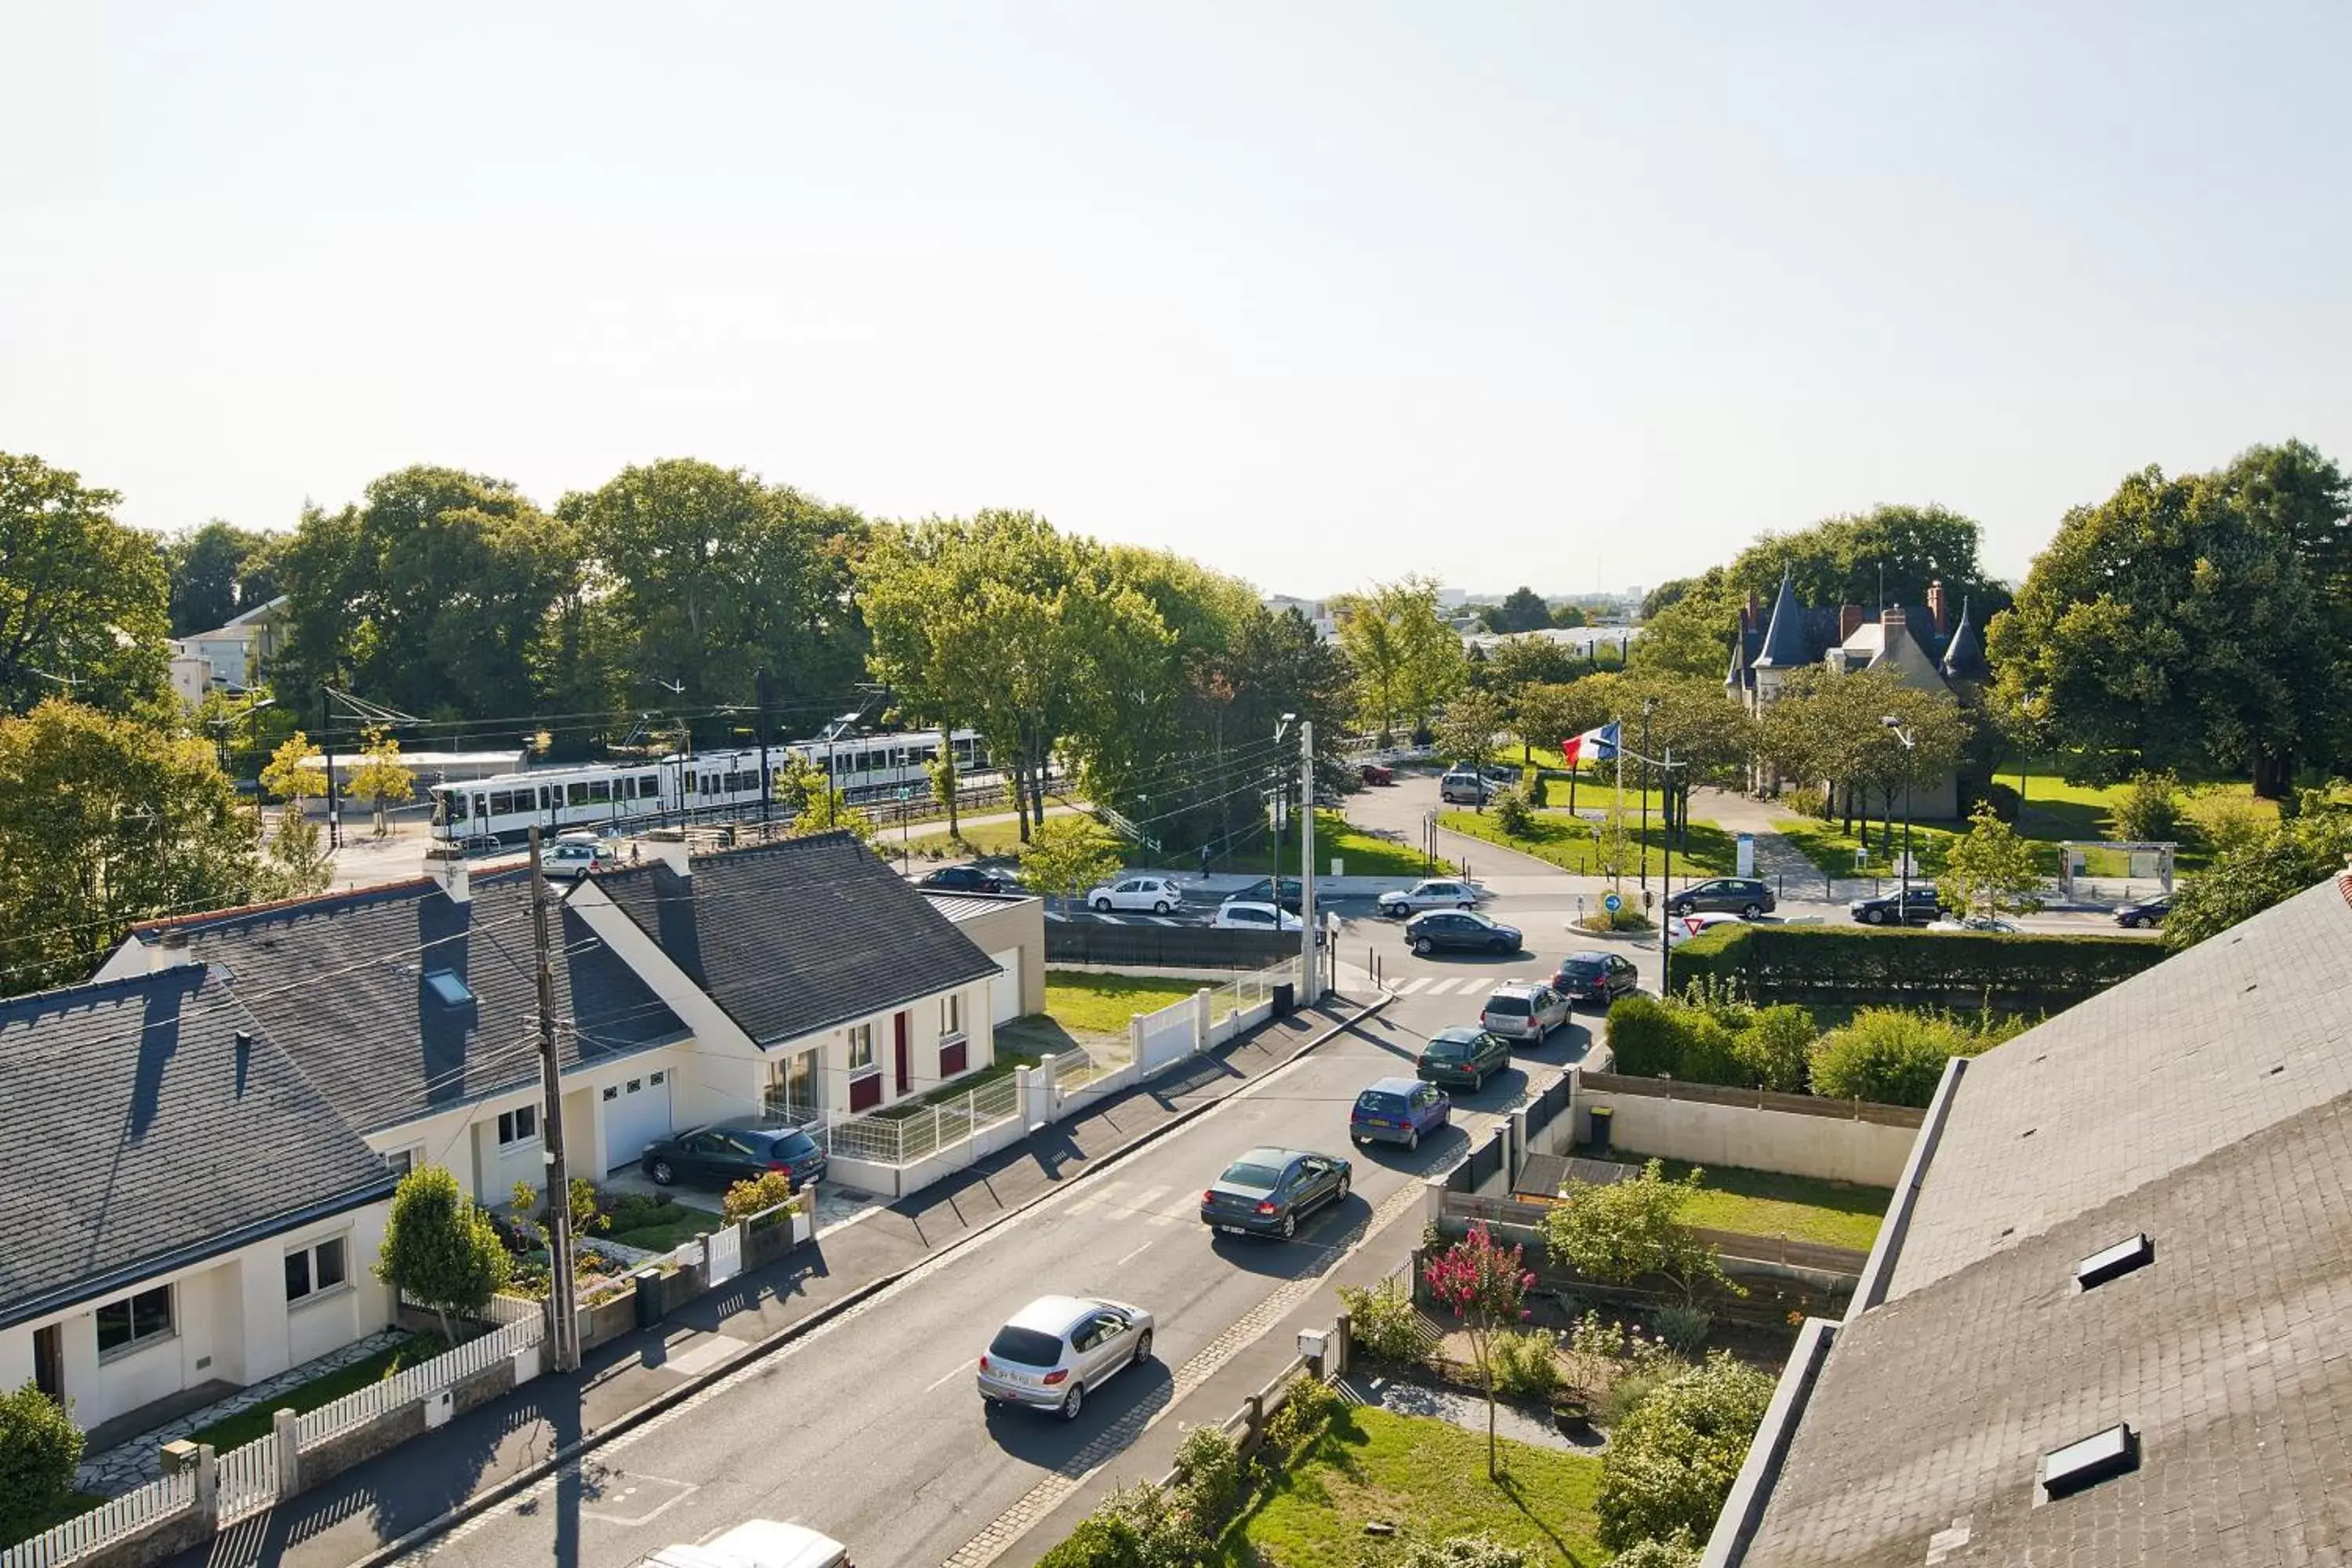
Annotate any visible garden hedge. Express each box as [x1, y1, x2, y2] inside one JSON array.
[[1669, 922, 2163, 1007]]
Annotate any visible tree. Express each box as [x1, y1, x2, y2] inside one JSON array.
[[1605, 1541, 1700, 1568], [1614, 672, 1759, 839], [2162, 811, 2352, 950], [257, 731, 333, 895], [1019, 816, 1125, 911], [372, 1164, 510, 1345], [0, 1381, 85, 1543], [1552, 602, 1589, 630], [1479, 634, 1583, 697], [1497, 586, 1552, 633], [1595, 1352, 1777, 1552], [1331, 577, 1465, 738], [0, 701, 271, 995], [0, 452, 169, 714], [344, 726, 415, 837], [1987, 442, 2352, 797], [1541, 1160, 1734, 1307], [165, 521, 278, 636], [2110, 770, 2183, 843], [1423, 1223, 1537, 1479], [1436, 689, 1508, 782], [1937, 804, 2045, 920], [1515, 681, 1607, 772], [260, 731, 326, 804]]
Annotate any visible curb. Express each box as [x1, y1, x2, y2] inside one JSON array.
[[343, 989, 1393, 1568]]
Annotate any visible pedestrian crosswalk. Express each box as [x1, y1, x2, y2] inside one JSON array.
[[1058, 1177, 1202, 1225], [1390, 975, 1526, 996]]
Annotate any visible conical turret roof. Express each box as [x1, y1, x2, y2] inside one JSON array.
[[1940, 597, 1990, 682], [1751, 568, 1812, 669]]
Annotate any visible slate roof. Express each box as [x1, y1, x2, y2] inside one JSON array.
[[1751, 571, 1817, 669], [1720, 877, 2352, 1567], [0, 966, 396, 1328], [1726, 573, 1965, 694], [1940, 596, 1991, 681], [597, 832, 1001, 1047], [132, 869, 685, 1134]]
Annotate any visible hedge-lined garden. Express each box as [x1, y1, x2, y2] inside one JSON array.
[[1668, 921, 2163, 1008]]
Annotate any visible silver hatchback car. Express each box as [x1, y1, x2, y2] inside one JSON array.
[[977, 1295, 1156, 1421], [1479, 981, 1570, 1041]]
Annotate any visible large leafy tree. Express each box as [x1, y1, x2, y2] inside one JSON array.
[[1612, 672, 1759, 837], [0, 452, 170, 715], [2162, 807, 2352, 950], [0, 701, 270, 995], [165, 520, 280, 635], [1937, 804, 2045, 920], [1330, 576, 1465, 738], [1988, 441, 2352, 795], [1759, 665, 1966, 844], [1541, 1159, 1733, 1308], [1495, 586, 1552, 633]]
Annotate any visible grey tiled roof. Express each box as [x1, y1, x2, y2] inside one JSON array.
[[597, 832, 1001, 1047], [143, 869, 684, 1134], [1728, 877, 2352, 1567], [917, 889, 1036, 924], [1751, 571, 1817, 669], [0, 967, 396, 1327]]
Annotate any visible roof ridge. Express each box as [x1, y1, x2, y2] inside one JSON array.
[[0, 962, 201, 1020], [131, 876, 441, 935]]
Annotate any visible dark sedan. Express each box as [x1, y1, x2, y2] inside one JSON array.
[[1416, 1026, 1515, 1092], [641, 1121, 827, 1191], [920, 865, 1012, 894], [1403, 909, 1523, 956], [1200, 1147, 1352, 1240], [1555, 950, 1640, 1008], [1226, 875, 1305, 914], [2114, 893, 2170, 929], [1849, 887, 1947, 926]]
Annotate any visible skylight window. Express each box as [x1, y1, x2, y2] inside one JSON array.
[[2074, 1233, 2154, 1291], [423, 971, 475, 1007], [2041, 1422, 2138, 1500]]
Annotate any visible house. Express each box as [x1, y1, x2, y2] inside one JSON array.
[[1725, 571, 1989, 818], [0, 966, 398, 1436], [169, 595, 291, 699], [1704, 870, 2352, 1567], [917, 887, 1047, 1024]]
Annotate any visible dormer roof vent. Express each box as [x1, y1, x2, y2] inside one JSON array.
[[2074, 1232, 2154, 1291], [2040, 1422, 2139, 1500]]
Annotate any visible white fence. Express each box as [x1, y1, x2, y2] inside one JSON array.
[[1, 1470, 194, 1568], [296, 1316, 543, 1445], [215, 1433, 278, 1525], [1210, 958, 1298, 1027], [707, 1222, 742, 1284], [825, 1072, 1024, 1166]]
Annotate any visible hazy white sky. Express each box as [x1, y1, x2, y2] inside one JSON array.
[[5, 3, 2348, 599]]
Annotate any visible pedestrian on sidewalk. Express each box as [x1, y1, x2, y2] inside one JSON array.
[[1199, 841, 1213, 879]]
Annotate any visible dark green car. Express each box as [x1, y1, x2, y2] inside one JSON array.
[[1414, 1026, 1513, 1092]]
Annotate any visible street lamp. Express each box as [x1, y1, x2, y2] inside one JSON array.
[[1639, 696, 1656, 891], [1882, 717, 1915, 912], [1269, 714, 1297, 889]]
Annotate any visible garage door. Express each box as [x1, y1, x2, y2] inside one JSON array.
[[989, 949, 1023, 1025], [602, 1069, 673, 1172]]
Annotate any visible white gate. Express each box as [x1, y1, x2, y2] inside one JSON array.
[[706, 1223, 742, 1285], [216, 1434, 279, 1523]]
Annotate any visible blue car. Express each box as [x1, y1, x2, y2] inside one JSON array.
[[1349, 1075, 1451, 1150]]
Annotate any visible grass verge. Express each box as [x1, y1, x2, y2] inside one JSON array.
[[604, 1201, 726, 1251], [1440, 809, 1736, 877], [183, 1333, 445, 1452], [1210, 1406, 1602, 1566], [1592, 1155, 1889, 1253], [1044, 971, 1211, 1036]]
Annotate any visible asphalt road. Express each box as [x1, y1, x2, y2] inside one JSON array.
[[382, 989, 1581, 1568]]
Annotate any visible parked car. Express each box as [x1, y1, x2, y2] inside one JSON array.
[[1416, 1026, 1515, 1092], [1479, 981, 1570, 1042], [1349, 1076, 1451, 1149], [1668, 911, 1748, 948], [919, 864, 1011, 894], [2114, 893, 2171, 930], [1439, 769, 1489, 804], [1664, 877, 1775, 918], [1377, 877, 1481, 916], [1553, 950, 1639, 1008], [1199, 1146, 1352, 1240], [646, 1519, 851, 1568], [1225, 875, 1304, 913], [1849, 887, 1948, 926], [1403, 909, 1523, 956], [1359, 762, 1395, 786], [1210, 901, 1302, 932], [976, 1295, 1155, 1421], [544, 840, 605, 878], [641, 1120, 827, 1190], [1086, 875, 1184, 913], [1929, 914, 2022, 933]]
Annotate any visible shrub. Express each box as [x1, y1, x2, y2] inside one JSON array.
[[1975, 781, 2021, 823], [1606, 1538, 1701, 1568], [1601, 994, 1680, 1077], [722, 1170, 797, 1224], [1260, 1375, 1342, 1463], [2111, 769, 2183, 843], [1339, 1278, 1434, 1366], [1808, 1007, 2007, 1106], [1171, 1422, 1244, 1534], [1673, 1012, 1746, 1088], [1527, 771, 1550, 808], [1673, 923, 2159, 1007], [1491, 786, 1534, 837], [1596, 1352, 1777, 1552], [2188, 791, 2274, 858], [1602, 1367, 1675, 1428], [1403, 1534, 1530, 1568], [602, 1192, 681, 1234], [1735, 1004, 1814, 1093], [0, 1383, 85, 1543], [1651, 1305, 1713, 1356], [1492, 1329, 1564, 1401], [376, 1164, 511, 1345], [1579, 907, 1654, 932], [1780, 783, 1829, 820]]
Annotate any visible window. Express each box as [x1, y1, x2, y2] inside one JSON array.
[[639, 774, 659, 798], [497, 1104, 539, 1145], [847, 1022, 876, 1072], [96, 1286, 173, 1357], [567, 782, 588, 807], [424, 970, 474, 1007], [285, 1236, 349, 1303], [442, 791, 468, 822], [942, 992, 964, 1038], [589, 779, 610, 802], [386, 1147, 416, 1176]]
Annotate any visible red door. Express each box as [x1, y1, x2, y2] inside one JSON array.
[[894, 1011, 911, 1094]]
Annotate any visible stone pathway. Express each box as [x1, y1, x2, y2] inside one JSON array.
[[76, 1328, 410, 1495], [1341, 1368, 1605, 1455]]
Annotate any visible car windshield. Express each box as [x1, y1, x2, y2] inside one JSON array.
[[1463, 913, 1497, 928], [1559, 959, 1605, 978], [1483, 995, 1531, 1015], [1425, 1038, 1470, 1059], [1355, 1091, 1406, 1115], [763, 1131, 819, 1160], [1219, 1160, 1283, 1189], [986, 1326, 1065, 1367]]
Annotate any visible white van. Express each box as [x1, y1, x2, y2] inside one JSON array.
[[644, 1520, 851, 1568]]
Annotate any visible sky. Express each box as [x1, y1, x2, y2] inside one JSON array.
[[5, 3, 2350, 601]]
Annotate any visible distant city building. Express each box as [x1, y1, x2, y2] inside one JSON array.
[[1262, 595, 1338, 641]]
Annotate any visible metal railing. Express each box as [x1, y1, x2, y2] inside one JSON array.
[[1, 1470, 194, 1568], [1210, 958, 1299, 1025], [823, 1071, 1024, 1167]]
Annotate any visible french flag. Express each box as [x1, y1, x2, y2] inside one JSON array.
[[1559, 721, 1620, 770]]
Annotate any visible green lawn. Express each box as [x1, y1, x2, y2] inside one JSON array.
[[1440, 809, 1736, 877], [1210, 1406, 1605, 1566], [869, 1045, 1047, 1118], [1773, 813, 1975, 881], [183, 1333, 445, 1452], [604, 1201, 726, 1251], [1585, 1156, 1890, 1253], [5, 1491, 107, 1548], [899, 816, 1030, 861], [1044, 971, 1210, 1036]]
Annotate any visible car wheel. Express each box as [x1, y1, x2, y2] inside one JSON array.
[[1061, 1381, 1084, 1421], [1131, 1328, 1152, 1363], [1384, 902, 1407, 919], [650, 1159, 675, 1185], [2127, 914, 2147, 929], [1152, 900, 1170, 914], [1092, 897, 1112, 912], [1457, 899, 1475, 910], [1864, 909, 1886, 925], [1743, 903, 1764, 918], [1413, 936, 1435, 955], [1336, 1173, 1351, 1202], [1491, 938, 1510, 954], [1279, 1212, 1297, 1240], [1406, 1127, 1421, 1152]]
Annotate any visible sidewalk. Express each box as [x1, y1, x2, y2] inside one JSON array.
[[201, 985, 1382, 1568]]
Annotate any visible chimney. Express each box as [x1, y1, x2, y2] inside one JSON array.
[[1927, 580, 1947, 637], [1838, 604, 1865, 642], [1881, 604, 1909, 647], [426, 843, 470, 904], [644, 828, 691, 880], [1745, 588, 1760, 629], [150, 928, 195, 973]]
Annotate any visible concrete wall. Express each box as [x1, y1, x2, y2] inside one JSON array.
[[933, 898, 1046, 1018], [1576, 1089, 1918, 1188]]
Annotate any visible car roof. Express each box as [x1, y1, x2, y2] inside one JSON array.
[[1006, 1294, 1103, 1334], [703, 1117, 807, 1138], [1486, 981, 1546, 999], [1220, 901, 1281, 914], [1363, 1076, 1421, 1095], [1431, 1025, 1486, 1043], [1558, 950, 1612, 964], [1232, 1145, 1308, 1166]]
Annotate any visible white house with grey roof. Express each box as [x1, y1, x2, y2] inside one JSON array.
[[1704, 869, 2352, 1566]]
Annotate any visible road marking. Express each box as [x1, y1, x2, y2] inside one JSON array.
[[1392, 977, 1432, 995], [1124, 1184, 1171, 1219], [926, 1360, 976, 1393], [1113, 1239, 1156, 1267], [1065, 1178, 1128, 1218], [1149, 916, 1178, 927], [1424, 976, 1465, 996], [1096, 913, 1127, 924]]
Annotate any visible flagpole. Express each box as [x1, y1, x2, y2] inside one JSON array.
[[1613, 720, 1624, 890]]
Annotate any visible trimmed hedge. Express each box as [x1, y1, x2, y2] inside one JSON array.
[[1669, 922, 2162, 1006]]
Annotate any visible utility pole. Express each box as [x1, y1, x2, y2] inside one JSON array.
[[528, 827, 580, 1373], [753, 669, 774, 826], [1658, 746, 1677, 984], [1639, 698, 1654, 890], [1298, 720, 1319, 999], [321, 690, 340, 850]]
